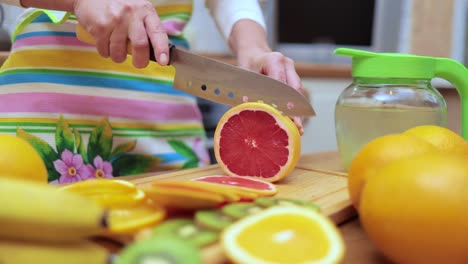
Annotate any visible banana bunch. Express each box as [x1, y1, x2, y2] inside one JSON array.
[[0, 239, 111, 264], [0, 178, 111, 263], [0, 177, 109, 242]]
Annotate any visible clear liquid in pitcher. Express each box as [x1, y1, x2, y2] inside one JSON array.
[[335, 103, 446, 170]]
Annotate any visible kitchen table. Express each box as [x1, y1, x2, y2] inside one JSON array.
[[300, 151, 392, 264]]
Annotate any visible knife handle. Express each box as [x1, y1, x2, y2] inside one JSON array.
[[75, 23, 172, 63]]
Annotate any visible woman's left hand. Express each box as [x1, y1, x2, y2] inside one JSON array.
[[237, 48, 307, 135]]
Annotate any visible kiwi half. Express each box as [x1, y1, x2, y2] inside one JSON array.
[[221, 202, 264, 219], [152, 218, 218, 248], [255, 197, 321, 211], [116, 235, 202, 264], [195, 210, 235, 231]]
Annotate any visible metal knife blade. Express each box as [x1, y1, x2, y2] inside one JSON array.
[[75, 24, 315, 116], [164, 45, 316, 117]]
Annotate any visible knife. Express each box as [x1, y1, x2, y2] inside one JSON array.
[[75, 24, 316, 117]]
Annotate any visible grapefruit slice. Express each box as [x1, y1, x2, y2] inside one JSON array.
[[142, 185, 225, 210], [221, 206, 345, 264], [193, 175, 277, 196], [214, 102, 301, 182]]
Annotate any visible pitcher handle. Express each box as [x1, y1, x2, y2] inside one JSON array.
[[435, 58, 468, 140]]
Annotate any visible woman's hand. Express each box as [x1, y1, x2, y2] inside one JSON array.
[[73, 0, 169, 68], [229, 20, 308, 135]]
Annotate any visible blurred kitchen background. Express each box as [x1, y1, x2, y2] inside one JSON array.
[[1, 0, 467, 157]]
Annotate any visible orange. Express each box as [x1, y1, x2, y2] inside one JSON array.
[[58, 179, 146, 207], [221, 206, 345, 264], [403, 125, 468, 155], [0, 134, 48, 183], [214, 102, 301, 183], [347, 133, 438, 209], [107, 199, 166, 235], [359, 152, 468, 264]]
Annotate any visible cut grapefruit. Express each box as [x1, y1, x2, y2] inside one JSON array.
[[214, 102, 301, 183], [192, 175, 277, 196], [221, 206, 345, 264]]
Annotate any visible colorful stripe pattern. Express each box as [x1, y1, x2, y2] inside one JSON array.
[[0, 0, 211, 184]]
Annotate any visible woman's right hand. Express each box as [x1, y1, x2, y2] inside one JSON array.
[[73, 0, 169, 68]]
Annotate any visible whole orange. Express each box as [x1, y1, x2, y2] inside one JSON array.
[[359, 152, 468, 264], [347, 133, 438, 209], [0, 134, 48, 183], [404, 125, 468, 155]]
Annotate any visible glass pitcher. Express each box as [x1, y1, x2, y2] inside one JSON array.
[[334, 48, 468, 171]]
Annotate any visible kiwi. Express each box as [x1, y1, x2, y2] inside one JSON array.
[[116, 235, 202, 264], [255, 197, 321, 211], [195, 210, 235, 231], [221, 202, 265, 219], [152, 218, 218, 248]]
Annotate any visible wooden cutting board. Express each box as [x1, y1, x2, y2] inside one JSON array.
[[124, 154, 356, 263], [130, 163, 355, 225]]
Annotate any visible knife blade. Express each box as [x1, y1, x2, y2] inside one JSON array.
[[75, 24, 316, 117]]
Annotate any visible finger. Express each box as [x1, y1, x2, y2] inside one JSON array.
[[89, 23, 111, 58], [109, 19, 129, 63], [261, 52, 287, 83], [144, 13, 169, 66], [284, 58, 302, 90], [292, 116, 305, 136], [128, 20, 150, 68]]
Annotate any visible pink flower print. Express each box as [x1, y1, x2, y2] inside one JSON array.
[[54, 149, 93, 184], [88, 156, 113, 179], [162, 19, 186, 35], [193, 137, 210, 167]]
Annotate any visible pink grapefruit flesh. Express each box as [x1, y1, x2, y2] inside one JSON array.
[[193, 175, 277, 196], [214, 102, 301, 183]]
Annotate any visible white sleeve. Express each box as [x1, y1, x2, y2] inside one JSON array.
[[2, 0, 22, 6], [205, 0, 266, 40]]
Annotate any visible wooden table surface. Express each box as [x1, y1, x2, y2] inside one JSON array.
[[304, 151, 393, 264]]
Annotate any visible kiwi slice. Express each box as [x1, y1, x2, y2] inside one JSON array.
[[152, 218, 218, 248], [195, 210, 235, 231], [116, 235, 202, 264], [221, 202, 264, 219], [255, 197, 321, 211]]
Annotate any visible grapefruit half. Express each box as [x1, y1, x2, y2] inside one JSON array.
[[213, 102, 301, 182]]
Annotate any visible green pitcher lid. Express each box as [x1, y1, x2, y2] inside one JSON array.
[[334, 48, 437, 79]]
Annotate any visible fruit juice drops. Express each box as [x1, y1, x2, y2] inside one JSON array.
[[335, 103, 446, 170]]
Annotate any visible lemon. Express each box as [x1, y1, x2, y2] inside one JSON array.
[[221, 206, 345, 264], [347, 133, 438, 209], [404, 125, 468, 155], [360, 152, 468, 264], [0, 134, 47, 183]]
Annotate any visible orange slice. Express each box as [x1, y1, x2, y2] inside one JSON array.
[[142, 185, 224, 210], [221, 206, 345, 264], [107, 199, 166, 235], [214, 102, 301, 183], [58, 179, 146, 208]]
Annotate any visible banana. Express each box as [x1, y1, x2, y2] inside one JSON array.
[[0, 239, 111, 264], [0, 178, 108, 242]]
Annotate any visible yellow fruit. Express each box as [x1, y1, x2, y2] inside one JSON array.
[[347, 133, 438, 209], [221, 206, 345, 264], [214, 102, 301, 183], [0, 134, 47, 183], [359, 152, 468, 264], [107, 199, 166, 235], [59, 179, 146, 207], [404, 125, 468, 155]]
